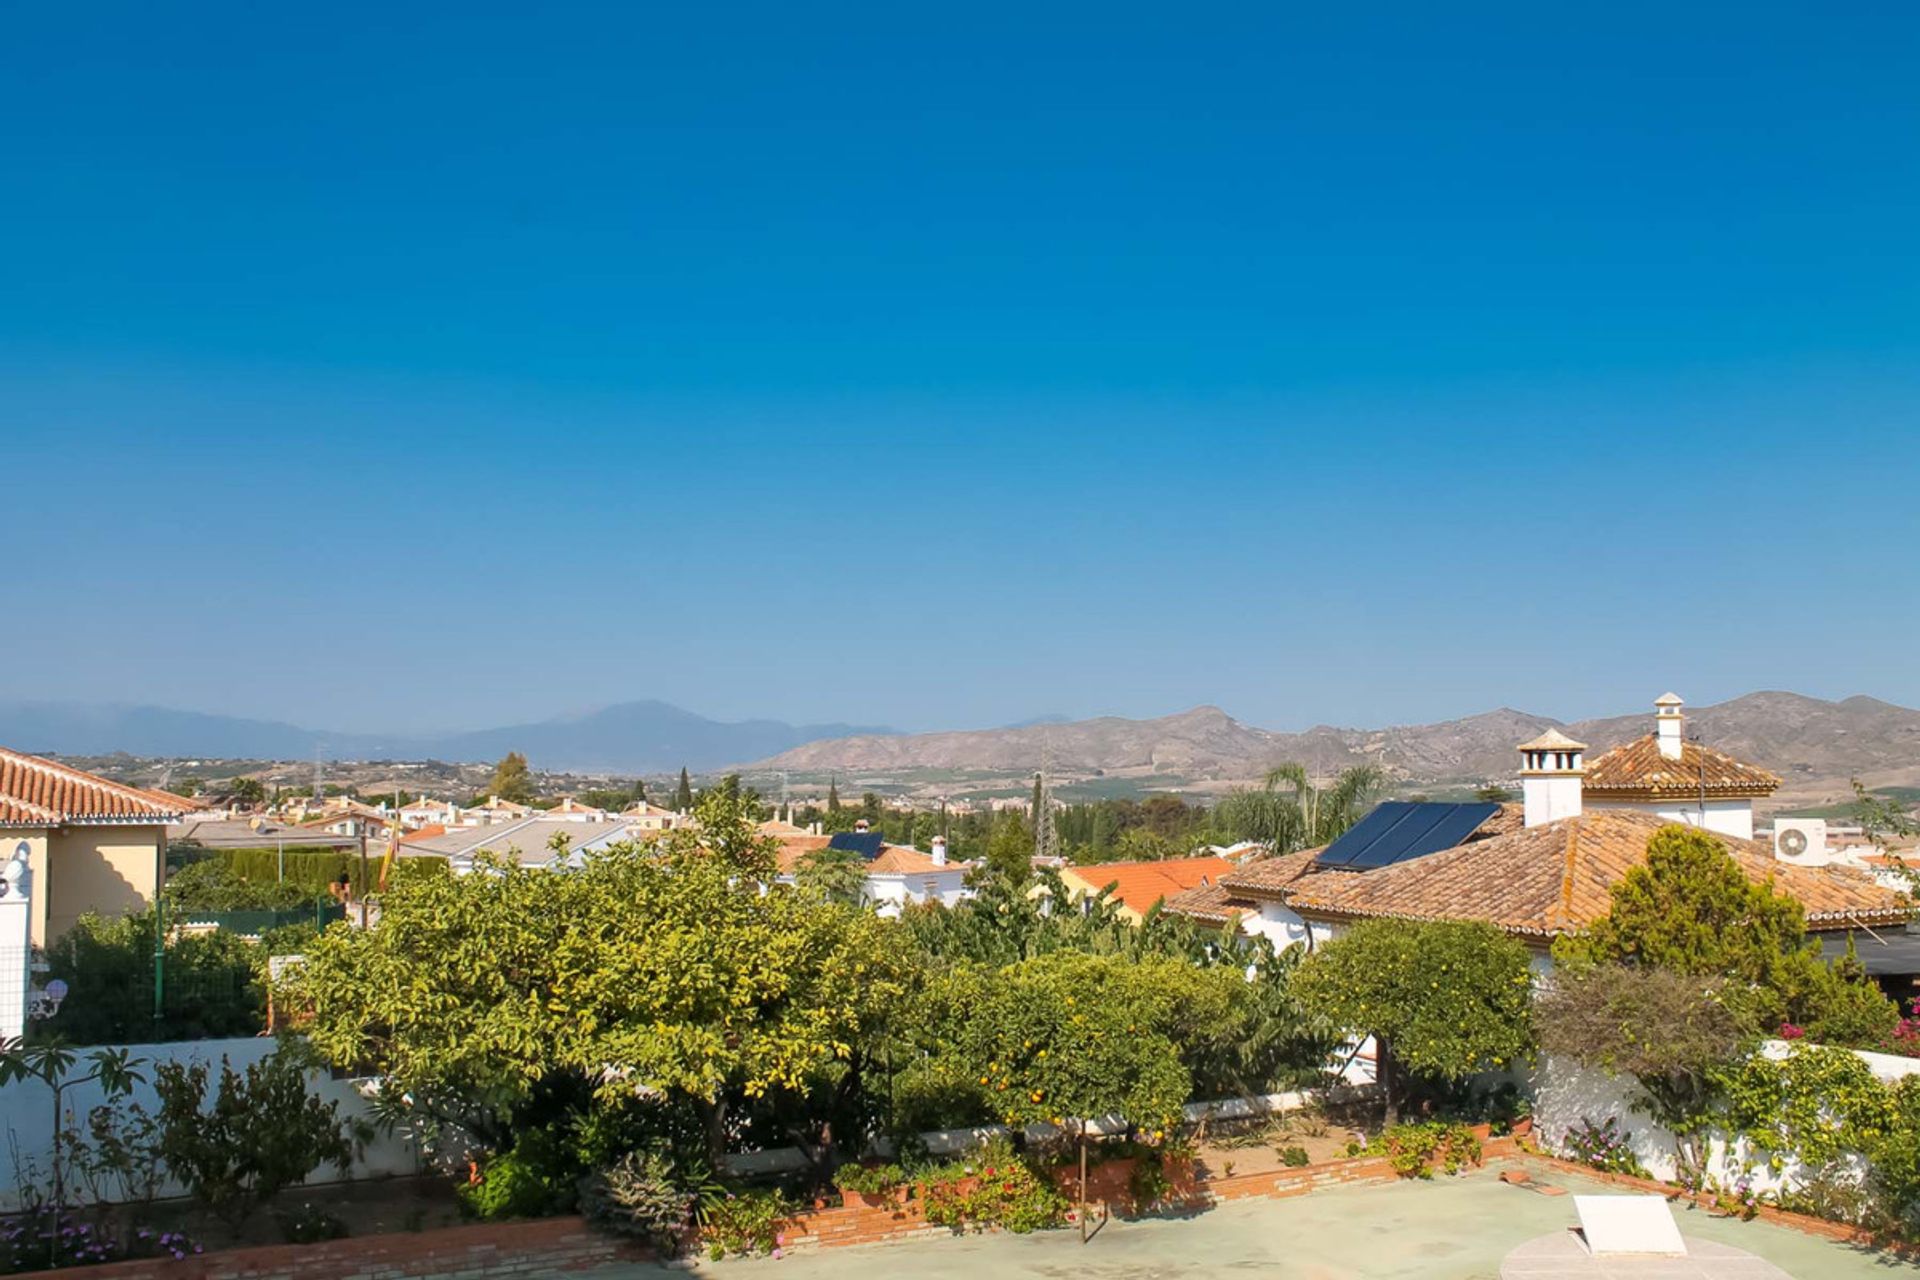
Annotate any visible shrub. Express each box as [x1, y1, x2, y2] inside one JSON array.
[[579, 1151, 696, 1252], [832, 1162, 907, 1196], [36, 911, 264, 1046], [165, 860, 317, 912], [1560, 1117, 1649, 1177], [1368, 1122, 1481, 1179], [153, 1049, 357, 1230], [921, 1137, 1067, 1235], [1280, 1145, 1310, 1167], [699, 1189, 789, 1260], [458, 1129, 578, 1222]]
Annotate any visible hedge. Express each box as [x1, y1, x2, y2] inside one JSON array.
[[171, 846, 450, 897]]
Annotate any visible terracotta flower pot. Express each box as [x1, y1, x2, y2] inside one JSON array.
[[1512, 1117, 1534, 1138], [1468, 1123, 1493, 1141]]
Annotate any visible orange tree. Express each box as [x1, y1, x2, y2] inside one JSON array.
[[1292, 918, 1534, 1124], [286, 795, 915, 1194], [901, 950, 1240, 1220]]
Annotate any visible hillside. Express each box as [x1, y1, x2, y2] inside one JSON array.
[[747, 692, 1920, 802]]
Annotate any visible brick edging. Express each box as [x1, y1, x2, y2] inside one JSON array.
[[1516, 1153, 1920, 1258], [10, 1214, 649, 1279], [780, 1136, 1527, 1251]]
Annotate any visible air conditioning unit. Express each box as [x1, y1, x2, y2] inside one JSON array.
[[1772, 817, 1827, 864]]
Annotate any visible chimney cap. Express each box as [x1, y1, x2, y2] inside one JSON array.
[[1517, 728, 1588, 752], [1654, 692, 1685, 710]]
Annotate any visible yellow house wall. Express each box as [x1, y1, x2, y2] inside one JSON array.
[[43, 826, 166, 946]]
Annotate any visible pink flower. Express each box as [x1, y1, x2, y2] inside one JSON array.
[[772, 1248, 784, 1260], [1779, 1023, 1805, 1040]]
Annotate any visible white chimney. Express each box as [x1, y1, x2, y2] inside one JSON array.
[[1518, 729, 1587, 828], [931, 836, 948, 866], [1654, 692, 1685, 760]]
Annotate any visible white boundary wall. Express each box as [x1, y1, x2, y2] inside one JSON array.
[[1532, 1042, 1920, 1192], [0, 1037, 423, 1212]]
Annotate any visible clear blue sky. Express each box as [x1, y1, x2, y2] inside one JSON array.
[[6, 2, 1918, 735]]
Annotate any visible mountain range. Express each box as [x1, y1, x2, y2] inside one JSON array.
[[5, 691, 1916, 802], [0, 700, 891, 775], [748, 692, 1920, 802]]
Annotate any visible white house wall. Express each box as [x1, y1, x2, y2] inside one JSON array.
[[1593, 798, 1754, 841], [0, 1036, 425, 1212]]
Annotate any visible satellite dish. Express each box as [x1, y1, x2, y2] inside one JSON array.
[[1778, 828, 1809, 858]]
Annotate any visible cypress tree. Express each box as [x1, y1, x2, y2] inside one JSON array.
[[674, 767, 694, 813]]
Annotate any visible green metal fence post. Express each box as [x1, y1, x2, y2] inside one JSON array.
[[152, 892, 165, 1027]]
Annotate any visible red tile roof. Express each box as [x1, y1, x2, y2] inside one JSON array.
[[1583, 735, 1781, 800], [1274, 811, 1908, 937], [0, 748, 192, 826], [1061, 856, 1237, 917], [1159, 879, 1254, 926]]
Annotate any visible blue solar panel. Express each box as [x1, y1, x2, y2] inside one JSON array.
[[827, 831, 887, 860], [1314, 802, 1499, 871]]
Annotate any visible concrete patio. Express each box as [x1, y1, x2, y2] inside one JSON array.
[[579, 1165, 1917, 1279]]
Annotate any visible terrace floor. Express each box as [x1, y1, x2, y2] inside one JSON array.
[[579, 1166, 1919, 1280]]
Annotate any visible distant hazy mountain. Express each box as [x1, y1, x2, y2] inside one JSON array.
[[424, 701, 893, 774], [747, 692, 1920, 795], [0, 699, 892, 775]]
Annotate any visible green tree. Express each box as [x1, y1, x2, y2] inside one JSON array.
[[1553, 824, 1898, 1042], [1292, 919, 1534, 1124], [484, 751, 536, 805], [288, 827, 915, 1170], [228, 776, 267, 805], [826, 776, 840, 814], [905, 950, 1239, 1223], [975, 811, 1035, 887], [795, 846, 867, 906], [1535, 964, 1746, 1181], [674, 767, 694, 813]]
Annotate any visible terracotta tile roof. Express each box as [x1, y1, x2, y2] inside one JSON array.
[[1582, 735, 1781, 800], [0, 748, 191, 826], [772, 833, 835, 873], [1160, 879, 1256, 926], [867, 845, 958, 875], [1276, 811, 1909, 937], [1216, 846, 1331, 898], [1218, 804, 1523, 901], [771, 835, 961, 876], [1060, 856, 1237, 917]]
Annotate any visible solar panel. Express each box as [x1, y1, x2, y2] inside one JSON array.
[[1314, 801, 1499, 871], [827, 831, 887, 860]]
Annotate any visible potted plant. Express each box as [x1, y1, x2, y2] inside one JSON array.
[[833, 1162, 907, 1209]]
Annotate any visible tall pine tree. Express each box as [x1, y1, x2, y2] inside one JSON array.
[[827, 776, 841, 814], [673, 767, 694, 813]]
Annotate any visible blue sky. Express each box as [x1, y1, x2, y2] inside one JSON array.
[[5, 3, 1918, 735]]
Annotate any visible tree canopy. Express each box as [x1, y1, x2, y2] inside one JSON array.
[[483, 751, 536, 804], [1553, 824, 1898, 1042], [1292, 918, 1534, 1122]]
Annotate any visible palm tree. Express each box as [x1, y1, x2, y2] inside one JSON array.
[[1214, 762, 1384, 854]]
